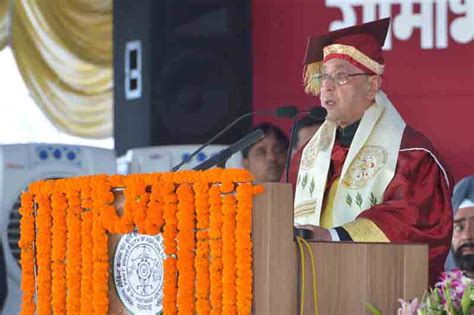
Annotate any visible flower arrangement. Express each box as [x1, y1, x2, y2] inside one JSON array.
[[368, 269, 474, 315], [18, 169, 263, 315]]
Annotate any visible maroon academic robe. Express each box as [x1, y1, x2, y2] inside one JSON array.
[[287, 126, 453, 286]]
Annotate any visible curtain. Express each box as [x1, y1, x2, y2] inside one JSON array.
[[11, 0, 113, 138], [0, 0, 12, 50]]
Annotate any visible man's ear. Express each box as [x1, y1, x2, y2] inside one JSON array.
[[242, 158, 249, 170], [368, 75, 382, 99]]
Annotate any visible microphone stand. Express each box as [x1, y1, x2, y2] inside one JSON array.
[[284, 110, 310, 182]]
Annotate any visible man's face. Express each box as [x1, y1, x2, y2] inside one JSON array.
[[243, 134, 287, 182], [452, 206, 474, 272], [319, 59, 377, 127]]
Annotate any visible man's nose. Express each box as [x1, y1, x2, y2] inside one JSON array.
[[267, 150, 277, 161], [321, 77, 335, 90], [462, 222, 474, 241]]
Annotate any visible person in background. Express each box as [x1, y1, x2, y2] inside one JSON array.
[[289, 18, 452, 285], [293, 107, 327, 154], [242, 122, 289, 183], [446, 176, 474, 277]]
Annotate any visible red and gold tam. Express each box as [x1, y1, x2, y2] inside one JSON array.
[[303, 18, 390, 95]]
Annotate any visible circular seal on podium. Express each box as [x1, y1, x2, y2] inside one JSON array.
[[113, 232, 165, 314]]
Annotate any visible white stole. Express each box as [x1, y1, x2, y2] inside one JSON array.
[[294, 90, 406, 227]]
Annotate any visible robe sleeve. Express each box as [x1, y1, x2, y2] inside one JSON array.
[[343, 150, 453, 285]]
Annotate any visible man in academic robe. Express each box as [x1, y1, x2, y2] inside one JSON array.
[[289, 18, 453, 285]]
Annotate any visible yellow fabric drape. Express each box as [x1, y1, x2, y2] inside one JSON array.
[[0, 0, 12, 50], [12, 0, 113, 138]]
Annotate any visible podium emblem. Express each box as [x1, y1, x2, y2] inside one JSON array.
[[114, 232, 165, 314]]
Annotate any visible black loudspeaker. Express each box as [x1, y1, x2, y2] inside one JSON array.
[[114, 0, 252, 155]]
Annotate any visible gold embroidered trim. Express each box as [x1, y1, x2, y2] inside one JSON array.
[[342, 218, 389, 242], [294, 200, 317, 217], [323, 44, 384, 75]]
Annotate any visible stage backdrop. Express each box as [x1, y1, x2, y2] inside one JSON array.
[[251, 0, 474, 182]]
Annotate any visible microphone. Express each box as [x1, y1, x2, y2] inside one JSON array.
[[171, 105, 299, 171], [193, 129, 265, 171]]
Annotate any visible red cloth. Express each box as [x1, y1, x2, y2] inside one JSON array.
[[287, 126, 453, 286]]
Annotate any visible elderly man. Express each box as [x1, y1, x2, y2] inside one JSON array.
[[288, 18, 452, 285], [446, 176, 474, 277]]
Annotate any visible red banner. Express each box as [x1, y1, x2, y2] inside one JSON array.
[[252, 0, 474, 181]]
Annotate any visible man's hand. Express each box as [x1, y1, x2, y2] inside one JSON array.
[[296, 224, 332, 241]]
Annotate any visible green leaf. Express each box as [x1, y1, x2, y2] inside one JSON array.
[[370, 192, 377, 206], [355, 192, 363, 208], [461, 283, 472, 314], [309, 177, 316, 197], [302, 173, 308, 189], [365, 302, 383, 315], [346, 194, 353, 207]]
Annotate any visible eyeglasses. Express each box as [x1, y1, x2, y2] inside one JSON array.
[[312, 72, 372, 86]]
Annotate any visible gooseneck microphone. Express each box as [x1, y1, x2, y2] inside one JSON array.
[[171, 105, 299, 171], [193, 129, 265, 171]]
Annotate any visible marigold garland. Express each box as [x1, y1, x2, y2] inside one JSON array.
[[65, 179, 83, 315], [34, 181, 53, 315], [146, 181, 165, 235], [194, 181, 211, 315], [126, 174, 150, 234], [18, 169, 264, 315], [236, 183, 256, 314], [162, 181, 178, 315], [51, 181, 68, 314], [221, 188, 238, 314], [79, 177, 94, 315], [91, 181, 110, 315], [176, 184, 196, 314], [18, 191, 35, 315], [209, 184, 223, 314]]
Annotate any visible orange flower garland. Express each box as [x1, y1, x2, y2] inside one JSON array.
[[80, 177, 94, 315], [91, 181, 110, 315], [209, 184, 223, 314], [194, 181, 211, 315], [235, 183, 256, 314], [34, 181, 53, 315], [146, 181, 165, 235], [162, 181, 178, 315], [18, 191, 35, 315], [51, 181, 68, 314], [65, 179, 83, 315], [176, 183, 196, 313], [125, 174, 149, 234], [221, 182, 238, 314], [17, 169, 263, 315]]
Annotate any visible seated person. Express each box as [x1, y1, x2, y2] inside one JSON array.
[[242, 122, 288, 182], [293, 107, 327, 154], [445, 176, 474, 277]]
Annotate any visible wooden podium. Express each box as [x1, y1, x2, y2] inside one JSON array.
[[252, 183, 428, 315]]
